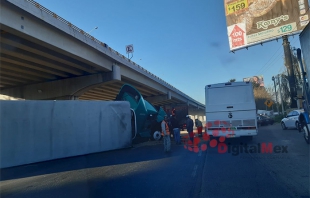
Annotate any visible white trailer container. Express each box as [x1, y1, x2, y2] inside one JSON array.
[[0, 100, 132, 168]]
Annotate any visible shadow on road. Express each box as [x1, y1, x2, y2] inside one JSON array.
[[0, 138, 183, 182]]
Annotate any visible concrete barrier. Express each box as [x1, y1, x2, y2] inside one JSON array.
[[0, 100, 132, 168]]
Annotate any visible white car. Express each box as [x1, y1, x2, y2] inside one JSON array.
[[281, 109, 304, 130]]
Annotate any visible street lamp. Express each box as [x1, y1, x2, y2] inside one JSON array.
[[87, 26, 98, 34], [276, 75, 285, 115], [272, 76, 279, 114]]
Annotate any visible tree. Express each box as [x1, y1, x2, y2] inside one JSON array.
[[229, 79, 236, 82], [279, 74, 291, 106], [252, 82, 272, 110], [265, 85, 281, 112]]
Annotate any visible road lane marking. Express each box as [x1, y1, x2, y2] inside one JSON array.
[[192, 165, 198, 177]]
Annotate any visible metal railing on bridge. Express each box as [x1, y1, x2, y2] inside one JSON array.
[[25, 0, 204, 107]]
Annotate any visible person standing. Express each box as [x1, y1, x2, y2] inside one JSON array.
[[161, 115, 171, 152], [171, 115, 181, 144], [195, 118, 203, 137], [186, 115, 194, 144], [171, 108, 176, 116], [168, 115, 174, 139]]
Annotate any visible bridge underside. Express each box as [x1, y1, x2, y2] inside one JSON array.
[[0, 0, 205, 117], [0, 28, 201, 109]]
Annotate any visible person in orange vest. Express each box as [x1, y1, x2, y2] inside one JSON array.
[[161, 115, 171, 152]]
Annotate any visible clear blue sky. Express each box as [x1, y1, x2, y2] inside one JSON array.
[[34, 0, 307, 104]]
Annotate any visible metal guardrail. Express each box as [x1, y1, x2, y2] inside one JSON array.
[[25, 0, 204, 107]]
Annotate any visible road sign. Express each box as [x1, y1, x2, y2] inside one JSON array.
[[264, 99, 274, 108], [126, 44, 134, 54]]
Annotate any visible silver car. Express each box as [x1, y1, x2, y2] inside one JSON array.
[[281, 109, 304, 130]]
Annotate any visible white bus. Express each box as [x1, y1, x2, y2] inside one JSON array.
[[205, 81, 257, 140]]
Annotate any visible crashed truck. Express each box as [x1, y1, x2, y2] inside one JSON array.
[[297, 22, 310, 144], [115, 84, 167, 141], [165, 105, 189, 130]]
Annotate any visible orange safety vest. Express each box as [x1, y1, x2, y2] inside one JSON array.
[[161, 120, 170, 136]]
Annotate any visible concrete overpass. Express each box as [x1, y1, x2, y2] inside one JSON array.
[[0, 0, 205, 116]]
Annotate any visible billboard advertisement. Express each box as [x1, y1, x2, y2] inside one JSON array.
[[224, 0, 310, 51], [243, 75, 265, 87]]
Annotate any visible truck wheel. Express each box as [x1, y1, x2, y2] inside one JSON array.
[[304, 125, 310, 144], [152, 131, 162, 141]]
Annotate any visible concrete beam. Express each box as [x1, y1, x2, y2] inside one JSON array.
[[120, 65, 204, 109], [1, 0, 114, 71], [0, 65, 121, 99], [1, 0, 205, 109], [145, 91, 171, 103], [188, 108, 205, 117]]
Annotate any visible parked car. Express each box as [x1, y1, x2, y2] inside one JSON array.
[[281, 109, 304, 130], [257, 115, 274, 127]]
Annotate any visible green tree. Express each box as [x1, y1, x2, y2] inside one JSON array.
[[252, 82, 272, 110], [279, 74, 291, 106]]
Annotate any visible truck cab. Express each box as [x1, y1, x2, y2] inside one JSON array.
[[116, 84, 166, 140]]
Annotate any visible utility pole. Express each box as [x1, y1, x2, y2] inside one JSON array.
[[282, 35, 297, 108], [297, 48, 310, 112], [277, 75, 285, 115], [272, 76, 279, 113]]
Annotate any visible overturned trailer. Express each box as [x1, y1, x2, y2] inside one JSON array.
[[0, 100, 132, 168]]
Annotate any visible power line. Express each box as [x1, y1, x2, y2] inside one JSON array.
[[258, 34, 303, 76], [256, 45, 283, 75], [260, 50, 283, 75], [254, 4, 309, 76]]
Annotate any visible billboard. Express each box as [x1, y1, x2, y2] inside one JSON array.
[[243, 75, 265, 87], [224, 0, 310, 51]]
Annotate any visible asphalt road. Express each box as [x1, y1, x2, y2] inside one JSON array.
[[1, 124, 309, 198]]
